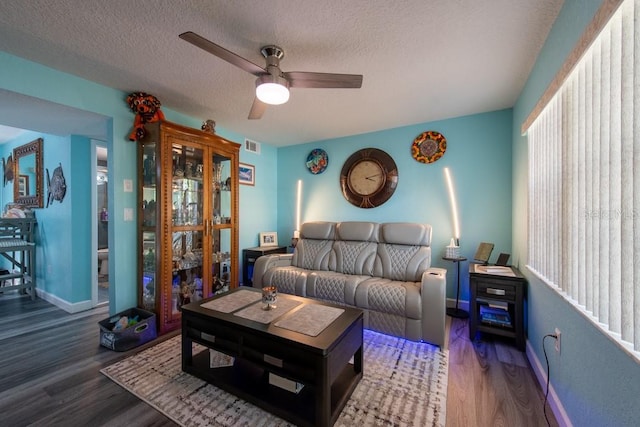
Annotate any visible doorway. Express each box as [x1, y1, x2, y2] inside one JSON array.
[[95, 143, 109, 306]]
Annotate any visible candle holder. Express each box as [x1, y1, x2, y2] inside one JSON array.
[[261, 286, 278, 310]]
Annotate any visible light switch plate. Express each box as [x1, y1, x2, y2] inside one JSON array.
[[123, 179, 133, 192], [124, 208, 133, 221]]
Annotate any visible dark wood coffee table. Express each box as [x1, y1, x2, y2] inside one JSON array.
[[181, 288, 364, 427]]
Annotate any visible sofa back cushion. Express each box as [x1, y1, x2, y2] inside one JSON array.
[[292, 221, 433, 281], [333, 222, 379, 275], [292, 221, 335, 270], [375, 223, 432, 281]]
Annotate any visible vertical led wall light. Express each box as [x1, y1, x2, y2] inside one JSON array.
[[292, 179, 302, 247], [444, 167, 460, 244], [444, 167, 468, 319]]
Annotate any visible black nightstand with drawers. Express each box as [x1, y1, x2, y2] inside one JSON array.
[[469, 264, 527, 351], [242, 246, 287, 287]]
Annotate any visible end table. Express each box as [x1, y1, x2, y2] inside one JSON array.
[[242, 246, 287, 286], [443, 256, 468, 318]]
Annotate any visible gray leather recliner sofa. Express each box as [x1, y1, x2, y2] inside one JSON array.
[[252, 221, 447, 347]]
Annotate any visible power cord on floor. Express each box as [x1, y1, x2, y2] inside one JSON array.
[[542, 333, 558, 427]]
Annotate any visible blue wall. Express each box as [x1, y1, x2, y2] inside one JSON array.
[[2, 131, 101, 304], [0, 51, 279, 312], [513, 0, 640, 426], [277, 109, 513, 301]]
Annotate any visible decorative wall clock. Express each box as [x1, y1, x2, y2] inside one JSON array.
[[340, 148, 398, 208], [411, 131, 447, 164]]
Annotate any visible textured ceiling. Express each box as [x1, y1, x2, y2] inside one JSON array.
[[0, 0, 563, 147]]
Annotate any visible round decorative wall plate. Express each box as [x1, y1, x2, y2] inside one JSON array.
[[411, 131, 447, 164], [306, 148, 329, 174]]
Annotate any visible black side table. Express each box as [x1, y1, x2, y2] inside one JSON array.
[[242, 246, 287, 286], [469, 264, 527, 350], [443, 256, 468, 318]]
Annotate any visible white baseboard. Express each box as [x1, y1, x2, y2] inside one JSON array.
[[525, 339, 573, 427], [36, 288, 93, 313]]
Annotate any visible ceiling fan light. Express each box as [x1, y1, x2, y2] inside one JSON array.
[[256, 75, 290, 105]]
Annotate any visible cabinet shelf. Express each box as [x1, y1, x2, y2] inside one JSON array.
[[213, 223, 233, 230], [173, 176, 203, 183]]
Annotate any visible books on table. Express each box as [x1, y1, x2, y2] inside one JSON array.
[[480, 304, 512, 328]]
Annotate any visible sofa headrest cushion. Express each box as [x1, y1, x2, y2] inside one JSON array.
[[300, 221, 335, 240], [336, 222, 379, 242], [380, 223, 432, 246]]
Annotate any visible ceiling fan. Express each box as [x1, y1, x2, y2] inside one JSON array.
[[179, 31, 363, 120]]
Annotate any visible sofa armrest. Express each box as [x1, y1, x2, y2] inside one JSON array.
[[420, 267, 447, 347], [252, 253, 294, 288]]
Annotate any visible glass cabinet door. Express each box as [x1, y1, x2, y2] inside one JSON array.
[[141, 137, 158, 311], [211, 155, 232, 294], [170, 143, 205, 312]]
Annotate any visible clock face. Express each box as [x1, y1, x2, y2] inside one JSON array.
[[348, 160, 385, 196], [340, 148, 398, 208]]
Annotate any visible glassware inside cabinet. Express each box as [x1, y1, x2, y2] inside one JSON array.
[[171, 230, 204, 313], [172, 179, 203, 226], [211, 228, 231, 295], [212, 158, 232, 224], [141, 231, 156, 311], [172, 144, 204, 226], [142, 149, 156, 186], [141, 144, 158, 227], [142, 188, 156, 227]]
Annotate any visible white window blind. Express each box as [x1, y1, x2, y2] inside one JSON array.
[[527, 0, 640, 361]]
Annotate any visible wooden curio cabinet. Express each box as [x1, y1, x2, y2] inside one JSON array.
[[137, 120, 240, 334]]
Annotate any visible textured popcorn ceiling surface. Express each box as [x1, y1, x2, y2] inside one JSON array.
[[0, 0, 563, 146]]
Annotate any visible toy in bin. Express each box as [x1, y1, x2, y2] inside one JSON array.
[[99, 307, 157, 351]]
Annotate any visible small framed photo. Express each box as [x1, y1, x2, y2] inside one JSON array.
[[239, 163, 255, 186], [259, 231, 278, 247]]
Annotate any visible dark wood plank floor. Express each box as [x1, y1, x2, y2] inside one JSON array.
[[0, 292, 177, 426], [446, 316, 559, 427], [0, 293, 558, 426]]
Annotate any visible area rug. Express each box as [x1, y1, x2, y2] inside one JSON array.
[[101, 330, 448, 426]]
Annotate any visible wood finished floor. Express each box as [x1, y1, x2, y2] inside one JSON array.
[[0, 293, 558, 426]]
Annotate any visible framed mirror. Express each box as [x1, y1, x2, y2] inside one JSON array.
[[13, 138, 43, 208]]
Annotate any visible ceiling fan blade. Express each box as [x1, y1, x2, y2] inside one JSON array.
[[284, 71, 363, 89], [248, 97, 267, 120], [179, 31, 266, 76]]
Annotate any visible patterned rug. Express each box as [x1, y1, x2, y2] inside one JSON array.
[[101, 330, 448, 426]]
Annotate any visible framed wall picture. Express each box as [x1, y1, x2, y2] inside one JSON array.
[[239, 163, 255, 186], [259, 231, 278, 247]]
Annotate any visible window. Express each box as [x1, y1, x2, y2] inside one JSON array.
[[526, 0, 639, 361]]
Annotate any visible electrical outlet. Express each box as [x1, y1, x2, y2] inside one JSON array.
[[554, 327, 561, 353]]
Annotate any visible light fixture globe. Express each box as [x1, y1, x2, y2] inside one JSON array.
[[255, 74, 290, 105]]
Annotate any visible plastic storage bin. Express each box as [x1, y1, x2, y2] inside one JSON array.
[[99, 307, 157, 351]]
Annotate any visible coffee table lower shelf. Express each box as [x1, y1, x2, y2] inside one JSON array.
[[183, 349, 361, 427]]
